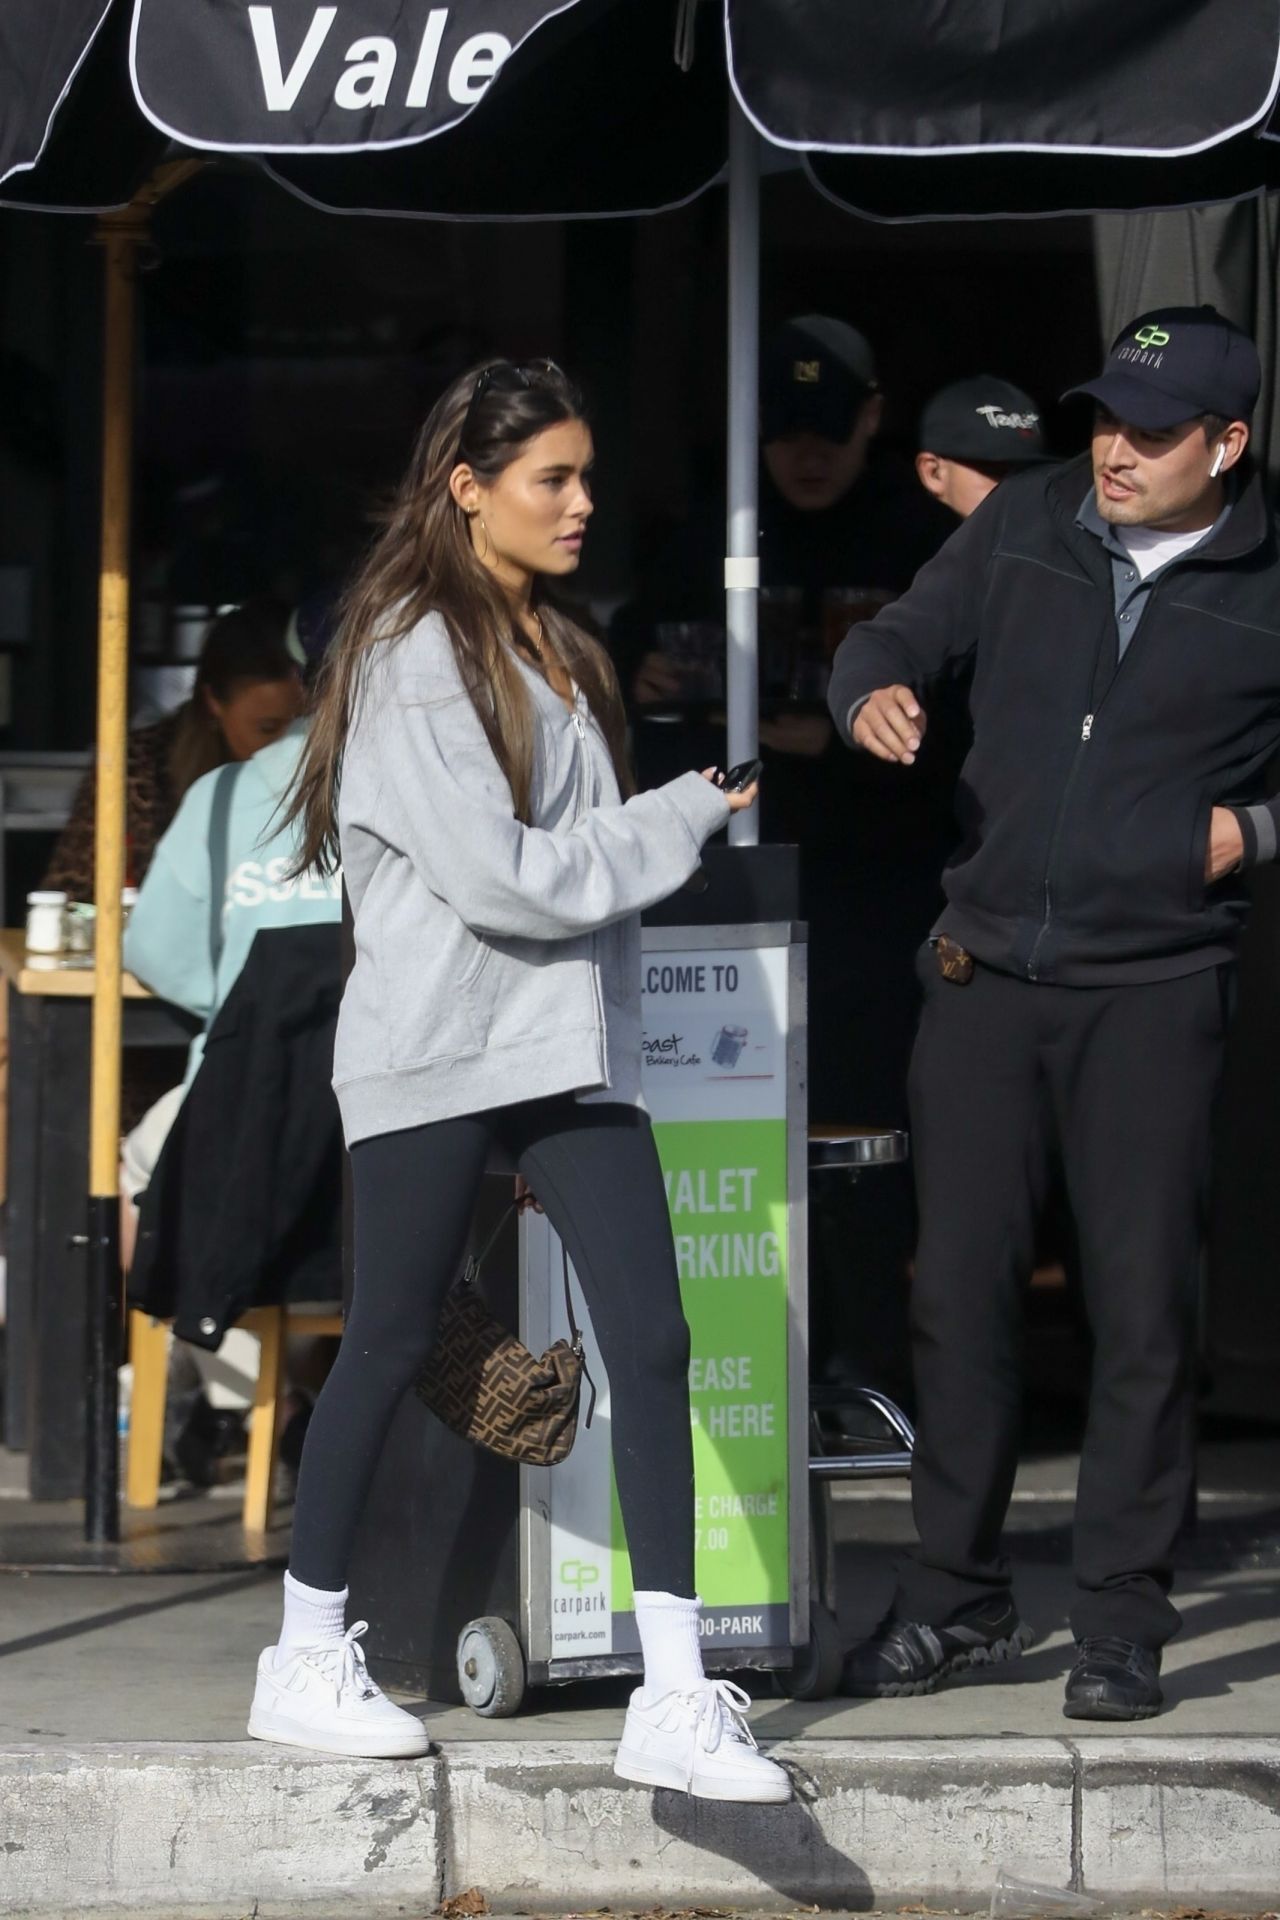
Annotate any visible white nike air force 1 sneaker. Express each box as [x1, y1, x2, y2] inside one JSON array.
[[613, 1678, 791, 1803], [248, 1621, 431, 1759]]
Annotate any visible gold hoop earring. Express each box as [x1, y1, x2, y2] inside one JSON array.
[[476, 514, 491, 563]]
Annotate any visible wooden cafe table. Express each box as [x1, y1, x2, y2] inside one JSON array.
[[0, 930, 197, 1499]]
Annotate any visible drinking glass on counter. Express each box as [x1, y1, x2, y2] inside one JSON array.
[[65, 903, 96, 954]]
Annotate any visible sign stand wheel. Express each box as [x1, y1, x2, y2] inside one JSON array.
[[775, 1600, 843, 1700], [457, 1615, 527, 1718]]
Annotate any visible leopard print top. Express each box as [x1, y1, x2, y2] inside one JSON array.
[[43, 711, 182, 901]]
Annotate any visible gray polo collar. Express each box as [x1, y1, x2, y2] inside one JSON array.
[[1075, 486, 1233, 568], [1075, 486, 1234, 659]]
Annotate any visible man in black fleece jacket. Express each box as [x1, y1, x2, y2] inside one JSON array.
[[827, 306, 1277, 1721]]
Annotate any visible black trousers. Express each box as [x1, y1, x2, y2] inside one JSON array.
[[898, 955, 1230, 1648], [289, 1097, 695, 1598]]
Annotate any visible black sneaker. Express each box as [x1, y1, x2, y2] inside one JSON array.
[[1063, 1637, 1163, 1721], [842, 1595, 1035, 1697]]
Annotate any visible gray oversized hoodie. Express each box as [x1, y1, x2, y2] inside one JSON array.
[[333, 612, 730, 1144]]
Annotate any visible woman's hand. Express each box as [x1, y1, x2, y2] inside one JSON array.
[[701, 768, 759, 813], [515, 1175, 543, 1214]]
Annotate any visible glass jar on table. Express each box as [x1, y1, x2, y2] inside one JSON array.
[[25, 891, 68, 955]]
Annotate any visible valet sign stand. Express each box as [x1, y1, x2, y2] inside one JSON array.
[[517, 921, 808, 1686]]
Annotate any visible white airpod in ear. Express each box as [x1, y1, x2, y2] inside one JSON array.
[[1210, 443, 1226, 478]]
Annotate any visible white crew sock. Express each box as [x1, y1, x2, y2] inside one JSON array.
[[634, 1589, 706, 1701], [279, 1570, 348, 1650]]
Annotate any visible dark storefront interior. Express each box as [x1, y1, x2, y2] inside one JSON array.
[[1, 160, 1277, 1465]]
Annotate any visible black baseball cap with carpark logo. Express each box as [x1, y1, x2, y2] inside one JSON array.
[[1063, 304, 1260, 431]]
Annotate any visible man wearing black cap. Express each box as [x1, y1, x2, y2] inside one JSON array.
[[827, 305, 1276, 1721], [758, 314, 901, 526], [608, 316, 954, 1400], [915, 376, 1050, 520], [611, 309, 951, 1099], [615, 314, 948, 723]]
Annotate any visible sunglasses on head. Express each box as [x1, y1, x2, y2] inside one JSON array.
[[457, 358, 567, 455]]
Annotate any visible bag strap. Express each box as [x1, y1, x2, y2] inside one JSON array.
[[463, 1202, 518, 1282], [207, 759, 243, 991], [562, 1241, 597, 1429], [465, 1202, 597, 1429]]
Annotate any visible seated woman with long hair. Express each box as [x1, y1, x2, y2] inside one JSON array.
[[44, 599, 303, 899]]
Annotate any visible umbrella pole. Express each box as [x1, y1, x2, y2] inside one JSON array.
[[83, 208, 142, 1544], [82, 162, 202, 1546], [725, 98, 761, 847]]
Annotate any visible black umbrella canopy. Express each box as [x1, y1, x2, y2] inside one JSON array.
[[0, 0, 165, 209], [132, 0, 589, 151], [739, 0, 1280, 222], [6, 0, 1280, 220], [804, 131, 1280, 226], [265, 0, 728, 219], [0, 0, 109, 185], [732, 0, 1280, 156], [156, 0, 1280, 221], [1, 0, 727, 217]]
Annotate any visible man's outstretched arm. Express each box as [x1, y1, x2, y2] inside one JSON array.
[[827, 489, 997, 763]]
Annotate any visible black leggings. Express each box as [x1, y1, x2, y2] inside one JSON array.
[[289, 1096, 695, 1597]]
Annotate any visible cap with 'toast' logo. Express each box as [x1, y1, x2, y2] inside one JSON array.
[[1063, 304, 1260, 431], [918, 376, 1050, 466]]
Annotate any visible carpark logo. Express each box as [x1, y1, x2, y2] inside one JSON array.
[[558, 1559, 600, 1593], [554, 1559, 606, 1615]]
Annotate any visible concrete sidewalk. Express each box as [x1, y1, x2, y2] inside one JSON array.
[[2, 1445, 1279, 1914]]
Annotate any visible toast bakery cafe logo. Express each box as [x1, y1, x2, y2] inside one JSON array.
[[975, 405, 1040, 432], [245, 6, 513, 115]]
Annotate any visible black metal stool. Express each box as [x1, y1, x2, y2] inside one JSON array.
[[777, 1127, 916, 1698]]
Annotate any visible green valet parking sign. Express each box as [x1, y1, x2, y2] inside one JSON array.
[[521, 924, 807, 1672]]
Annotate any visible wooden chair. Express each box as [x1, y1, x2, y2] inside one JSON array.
[[126, 1304, 343, 1533]]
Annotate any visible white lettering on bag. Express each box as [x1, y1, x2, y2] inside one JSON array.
[[248, 6, 337, 111]]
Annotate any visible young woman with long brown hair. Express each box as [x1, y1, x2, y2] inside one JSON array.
[[246, 361, 787, 1803], [44, 600, 303, 899]]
